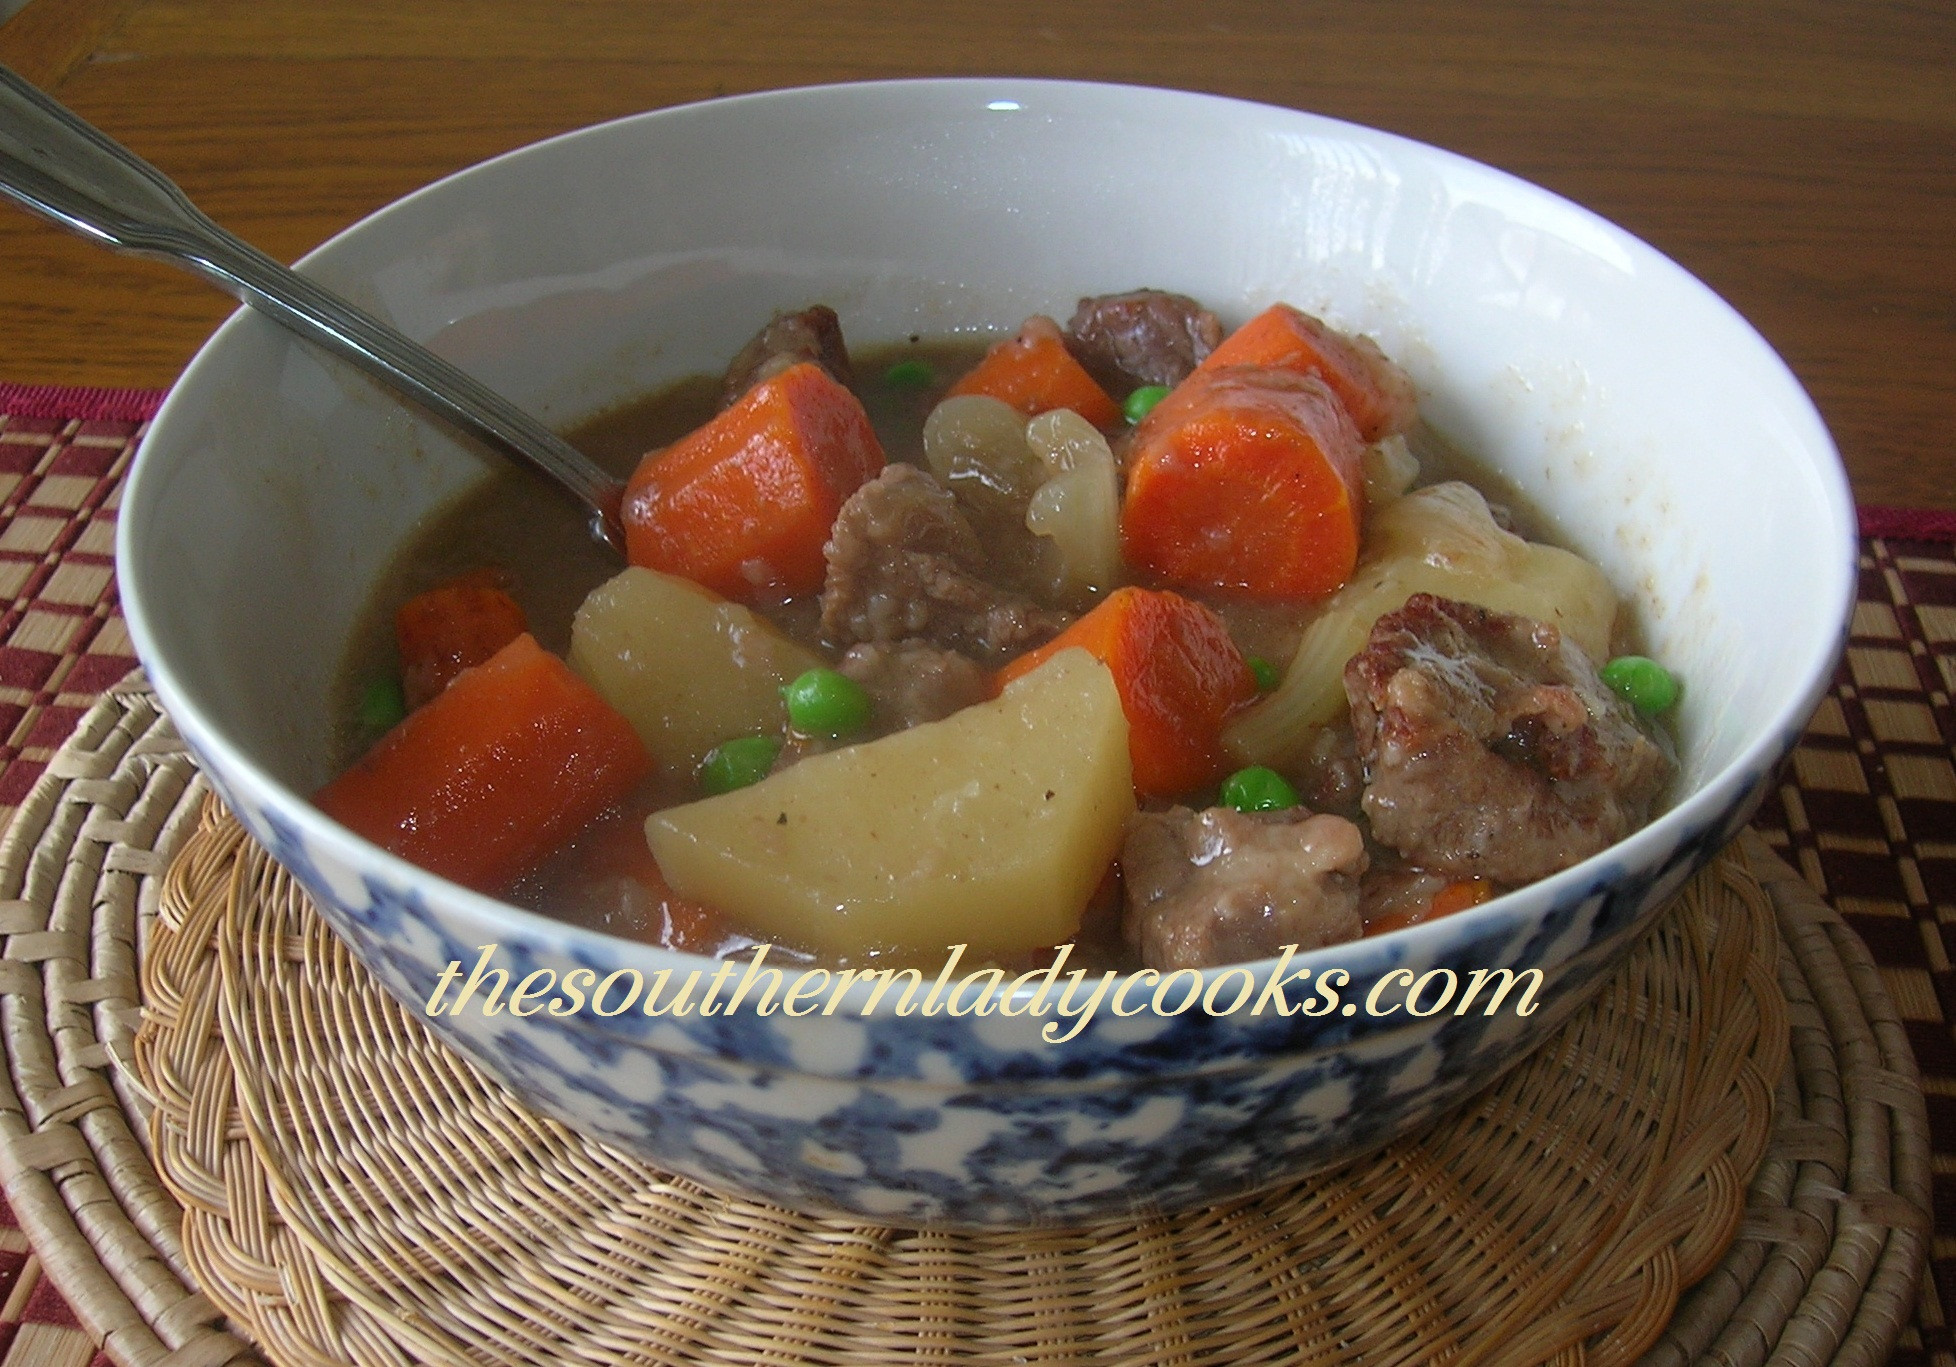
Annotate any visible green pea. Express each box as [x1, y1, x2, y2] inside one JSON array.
[[358, 676, 407, 733], [1219, 766, 1301, 813], [1247, 656, 1281, 693], [699, 735, 781, 795], [782, 668, 873, 737], [884, 359, 937, 390], [1601, 655, 1681, 715], [1124, 384, 1171, 424]]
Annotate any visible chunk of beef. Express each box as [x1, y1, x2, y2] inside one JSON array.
[[1121, 806, 1368, 971], [839, 640, 988, 729], [721, 305, 852, 407], [1345, 594, 1675, 885], [1064, 289, 1223, 394], [821, 464, 1071, 663], [1296, 723, 1365, 820]]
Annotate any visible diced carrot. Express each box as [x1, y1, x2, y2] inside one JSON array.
[[994, 587, 1256, 798], [649, 872, 735, 955], [1365, 878, 1495, 937], [395, 568, 528, 711], [1121, 364, 1365, 600], [1363, 907, 1416, 937], [622, 361, 884, 601], [1431, 879, 1496, 918], [1197, 303, 1417, 443], [946, 315, 1122, 428], [572, 808, 734, 954], [316, 633, 650, 894]]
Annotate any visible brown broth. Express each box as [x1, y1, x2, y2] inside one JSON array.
[[332, 341, 991, 769]]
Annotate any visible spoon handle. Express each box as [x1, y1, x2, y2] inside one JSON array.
[[0, 64, 627, 555]]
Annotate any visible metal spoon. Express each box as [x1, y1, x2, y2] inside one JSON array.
[[0, 63, 627, 555]]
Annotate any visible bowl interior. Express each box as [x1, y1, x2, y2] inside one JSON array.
[[121, 80, 1851, 897]]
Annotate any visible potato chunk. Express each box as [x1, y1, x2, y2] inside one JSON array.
[[568, 566, 823, 779], [646, 649, 1134, 961]]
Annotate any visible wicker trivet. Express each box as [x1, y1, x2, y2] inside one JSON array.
[[0, 681, 1930, 1367]]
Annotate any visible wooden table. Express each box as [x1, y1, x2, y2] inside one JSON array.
[[1, 0, 1950, 508]]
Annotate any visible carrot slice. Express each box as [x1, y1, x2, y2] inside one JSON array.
[[563, 806, 735, 954], [316, 633, 650, 894], [1121, 364, 1365, 600], [1197, 303, 1417, 442], [1365, 878, 1494, 937], [622, 361, 884, 600], [395, 568, 528, 711], [994, 587, 1255, 798], [946, 315, 1122, 428], [1431, 879, 1496, 917]]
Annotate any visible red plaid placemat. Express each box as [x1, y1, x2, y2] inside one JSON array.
[[0, 387, 150, 844], [0, 386, 154, 1367], [0, 385, 1947, 1364]]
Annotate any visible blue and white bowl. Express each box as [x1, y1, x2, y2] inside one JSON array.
[[118, 80, 1853, 1228]]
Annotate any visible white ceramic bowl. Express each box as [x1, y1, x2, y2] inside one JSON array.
[[118, 79, 1853, 1227]]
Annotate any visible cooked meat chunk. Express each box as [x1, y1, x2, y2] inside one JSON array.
[[1121, 806, 1368, 971], [721, 305, 853, 407], [839, 640, 988, 729], [1297, 723, 1365, 820], [821, 464, 1071, 663], [1345, 594, 1675, 885], [1064, 289, 1223, 394]]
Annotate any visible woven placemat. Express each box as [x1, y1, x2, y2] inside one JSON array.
[[0, 676, 240, 1367], [0, 679, 1931, 1366]]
